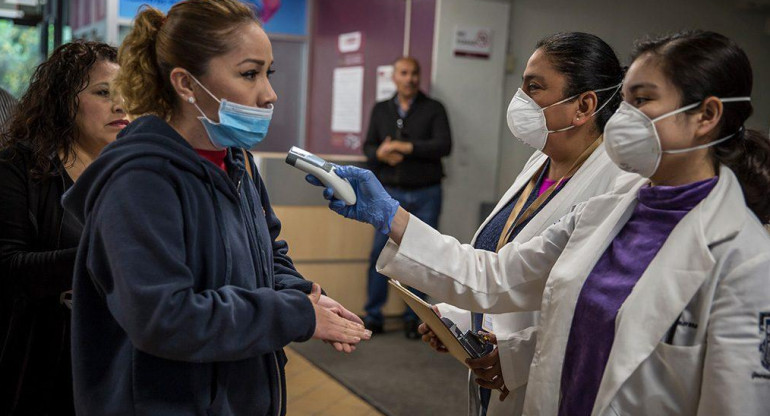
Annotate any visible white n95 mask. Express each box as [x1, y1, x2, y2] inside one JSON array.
[[506, 82, 622, 151], [604, 97, 751, 178]]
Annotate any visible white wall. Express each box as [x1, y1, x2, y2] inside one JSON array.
[[496, 0, 770, 197], [431, 0, 510, 241]]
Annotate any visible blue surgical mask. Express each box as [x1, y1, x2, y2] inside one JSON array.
[[188, 73, 273, 149]]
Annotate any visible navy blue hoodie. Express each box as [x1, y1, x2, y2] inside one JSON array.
[[62, 116, 316, 416]]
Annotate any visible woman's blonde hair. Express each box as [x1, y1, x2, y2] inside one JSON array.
[[115, 0, 257, 119]]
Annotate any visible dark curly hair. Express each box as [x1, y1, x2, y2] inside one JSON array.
[[0, 40, 117, 179], [632, 31, 770, 224]]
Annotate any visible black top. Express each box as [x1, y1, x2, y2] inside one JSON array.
[[0, 144, 78, 415], [363, 91, 452, 189]]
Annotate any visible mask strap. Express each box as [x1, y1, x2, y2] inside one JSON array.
[[720, 96, 752, 103], [545, 81, 623, 134], [185, 71, 222, 123], [663, 131, 737, 154], [542, 81, 623, 110], [548, 125, 576, 134], [652, 96, 752, 123], [187, 72, 221, 104], [651, 101, 701, 123], [660, 97, 751, 154], [542, 92, 581, 110], [191, 101, 218, 124], [587, 82, 622, 118]]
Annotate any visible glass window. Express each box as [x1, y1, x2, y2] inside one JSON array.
[[0, 20, 71, 98]]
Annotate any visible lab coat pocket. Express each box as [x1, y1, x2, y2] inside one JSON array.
[[610, 343, 705, 416], [497, 326, 538, 390]]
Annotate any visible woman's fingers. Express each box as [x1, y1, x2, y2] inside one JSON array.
[[475, 376, 504, 390], [472, 366, 498, 381], [481, 331, 497, 345], [418, 322, 448, 352], [498, 386, 510, 401], [466, 350, 497, 369], [340, 309, 364, 326], [305, 174, 323, 186], [326, 310, 371, 343]]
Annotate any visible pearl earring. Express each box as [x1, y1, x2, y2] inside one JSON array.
[[187, 97, 195, 104]]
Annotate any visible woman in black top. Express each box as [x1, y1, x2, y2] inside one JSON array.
[[0, 40, 125, 415]]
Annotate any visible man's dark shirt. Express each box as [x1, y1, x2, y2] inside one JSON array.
[[363, 91, 451, 189]]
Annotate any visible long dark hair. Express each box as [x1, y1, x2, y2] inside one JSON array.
[[633, 30, 770, 224], [0, 40, 117, 179], [536, 32, 624, 133]]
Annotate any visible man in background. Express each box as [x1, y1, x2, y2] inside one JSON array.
[[362, 56, 452, 339]]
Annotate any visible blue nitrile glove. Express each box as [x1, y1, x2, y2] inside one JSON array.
[[305, 165, 399, 234]]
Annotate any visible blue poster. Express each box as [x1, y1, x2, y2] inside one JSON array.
[[119, 0, 307, 36]]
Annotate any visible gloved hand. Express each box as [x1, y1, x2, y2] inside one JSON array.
[[305, 165, 399, 234]]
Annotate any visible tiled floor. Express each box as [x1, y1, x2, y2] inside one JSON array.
[[285, 347, 384, 416]]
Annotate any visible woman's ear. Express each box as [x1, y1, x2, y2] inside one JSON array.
[[169, 68, 195, 103], [694, 96, 723, 140], [573, 91, 598, 127]]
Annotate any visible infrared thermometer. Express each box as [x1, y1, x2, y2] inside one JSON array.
[[285, 147, 357, 205]]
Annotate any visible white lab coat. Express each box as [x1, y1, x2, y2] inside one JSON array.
[[435, 144, 623, 416], [378, 165, 770, 415]]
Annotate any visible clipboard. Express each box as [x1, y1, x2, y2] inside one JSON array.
[[388, 279, 479, 367]]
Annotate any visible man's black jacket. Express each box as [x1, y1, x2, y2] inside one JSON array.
[[363, 91, 451, 188]]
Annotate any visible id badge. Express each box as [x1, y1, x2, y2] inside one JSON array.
[[481, 314, 494, 333]]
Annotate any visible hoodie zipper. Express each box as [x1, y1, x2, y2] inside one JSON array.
[[236, 163, 281, 415]]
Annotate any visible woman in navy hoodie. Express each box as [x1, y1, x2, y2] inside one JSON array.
[[62, 1, 370, 415]]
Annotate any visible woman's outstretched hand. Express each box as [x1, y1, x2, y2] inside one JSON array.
[[305, 165, 399, 234]]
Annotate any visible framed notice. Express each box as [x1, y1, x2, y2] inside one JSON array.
[[453, 26, 492, 59], [331, 66, 364, 134]]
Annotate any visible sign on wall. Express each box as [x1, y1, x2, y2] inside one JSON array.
[[452, 26, 492, 59], [331, 66, 364, 135], [337, 31, 362, 53], [375, 65, 396, 101]]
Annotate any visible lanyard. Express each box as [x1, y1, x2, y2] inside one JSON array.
[[495, 137, 603, 252]]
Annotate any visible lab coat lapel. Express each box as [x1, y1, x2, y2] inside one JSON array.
[[518, 141, 607, 242], [473, 144, 608, 246], [470, 152, 547, 244], [592, 166, 746, 416]]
